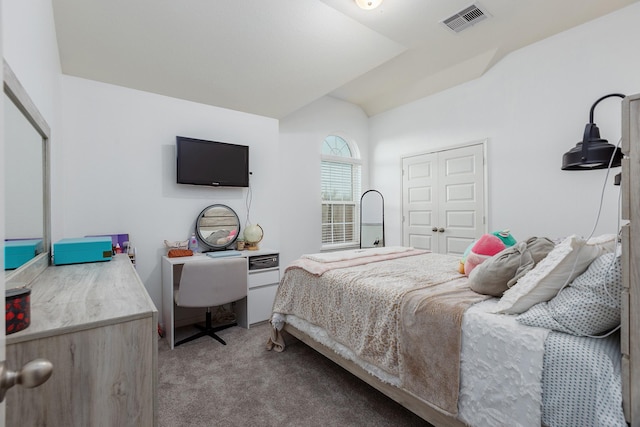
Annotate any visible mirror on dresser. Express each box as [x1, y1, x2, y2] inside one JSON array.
[[4, 59, 51, 287]]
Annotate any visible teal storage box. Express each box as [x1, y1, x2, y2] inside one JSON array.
[[53, 237, 112, 265], [5, 239, 43, 270]]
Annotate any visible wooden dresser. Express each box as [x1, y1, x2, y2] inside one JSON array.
[[622, 92, 640, 426], [5, 254, 158, 426]]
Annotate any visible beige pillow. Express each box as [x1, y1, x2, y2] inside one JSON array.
[[504, 236, 556, 287], [469, 242, 532, 296], [493, 234, 616, 314], [524, 236, 556, 264]]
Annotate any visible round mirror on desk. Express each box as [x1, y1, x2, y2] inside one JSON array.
[[196, 204, 240, 251]]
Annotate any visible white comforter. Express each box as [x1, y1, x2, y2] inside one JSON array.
[[459, 299, 549, 426], [459, 299, 626, 427]]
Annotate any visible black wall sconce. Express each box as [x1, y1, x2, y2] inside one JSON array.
[[562, 93, 626, 170]]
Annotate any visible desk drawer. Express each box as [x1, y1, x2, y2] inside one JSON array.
[[248, 269, 279, 289], [249, 254, 279, 270], [249, 284, 278, 324]]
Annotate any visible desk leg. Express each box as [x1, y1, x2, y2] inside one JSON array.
[[161, 260, 175, 349], [235, 296, 248, 329]]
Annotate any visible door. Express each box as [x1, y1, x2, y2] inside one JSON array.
[[402, 143, 486, 255], [1, 50, 7, 427]]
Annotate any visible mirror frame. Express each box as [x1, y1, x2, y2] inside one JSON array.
[[4, 59, 51, 287], [195, 204, 240, 251], [360, 189, 385, 249]]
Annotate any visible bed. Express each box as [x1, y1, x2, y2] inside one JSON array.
[[269, 244, 621, 426], [267, 93, 640, 427]]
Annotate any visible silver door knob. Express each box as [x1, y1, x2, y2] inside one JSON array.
[[0, 358, 53, 402], [438, 228, 445, 233], [432, 227, 438, 232]]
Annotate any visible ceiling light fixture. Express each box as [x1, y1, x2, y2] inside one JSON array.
[[562, 93, 626, 170], [355, 0, 383, 10]]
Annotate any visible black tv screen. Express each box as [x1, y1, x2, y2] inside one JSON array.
[[176, 136, 249, 187]]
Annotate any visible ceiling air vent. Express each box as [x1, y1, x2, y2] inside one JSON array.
[[442, 3, 490, 33]]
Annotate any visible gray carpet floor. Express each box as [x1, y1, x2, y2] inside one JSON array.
[[158, 322, 432, 426]]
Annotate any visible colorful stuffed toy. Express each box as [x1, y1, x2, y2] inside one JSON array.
[[458, 230, 516, 275], [492, 229, 517, 247]]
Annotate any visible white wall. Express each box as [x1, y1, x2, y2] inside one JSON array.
[[59, 76, 280, 312], [2, 0, 62, 260], [5, 0, 640, 325], [370, 2, 640, 245], [2, 0, 282, 322], [279, 95, 370, 268], [2, 0, 60, 124]]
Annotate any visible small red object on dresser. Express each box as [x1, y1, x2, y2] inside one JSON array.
[[6, 288, 31, 335], [167, 249, 193, 258]]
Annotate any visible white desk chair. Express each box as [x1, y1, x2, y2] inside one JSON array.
[[173, 257, 247, 346]]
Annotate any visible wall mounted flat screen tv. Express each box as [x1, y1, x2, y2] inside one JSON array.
[[176, 136, 249, 187]]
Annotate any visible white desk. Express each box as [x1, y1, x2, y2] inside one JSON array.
[[161, 249, 279, 349]]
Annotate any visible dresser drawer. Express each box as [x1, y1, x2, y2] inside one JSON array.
[[248, 269, 279, 289]]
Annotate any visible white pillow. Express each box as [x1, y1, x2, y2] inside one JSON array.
[[585, 233, 618, 252], [516, 253, 622, 335], [493, 234, 616, 314]]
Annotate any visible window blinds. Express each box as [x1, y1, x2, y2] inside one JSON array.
[[321, 161, 361, 244]]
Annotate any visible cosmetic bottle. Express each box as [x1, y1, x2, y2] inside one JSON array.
[[188, 233, 199, 253]]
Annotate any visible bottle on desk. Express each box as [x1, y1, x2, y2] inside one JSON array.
[[188, 233, 199, 253], [127, 242, 136, 265]]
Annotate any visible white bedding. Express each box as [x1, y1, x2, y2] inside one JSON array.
[[300, 246, 414, 263], [275, 297, 625, 426], [459, 299, 549, 426], [273, 313, 402, 387]]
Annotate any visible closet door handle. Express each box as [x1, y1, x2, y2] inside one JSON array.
[[432, 227, 438, 232], [438, 228, 445, 233]]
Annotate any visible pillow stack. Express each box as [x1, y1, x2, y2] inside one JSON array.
[[491, 234, 617, 314]]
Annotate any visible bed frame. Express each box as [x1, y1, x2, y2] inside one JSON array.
[[282, 93, 640, 427], [283, 323, 466, 426]]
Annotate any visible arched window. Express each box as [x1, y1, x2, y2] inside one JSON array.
[[321, 135, 361, 247]]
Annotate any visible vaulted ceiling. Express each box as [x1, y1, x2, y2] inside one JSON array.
[[52, 0, 638, 118]]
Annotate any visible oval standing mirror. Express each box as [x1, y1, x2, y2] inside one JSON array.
[[4, 59, 51, 286], [360, 190, 384, 248], [196, 204, 240, 251]]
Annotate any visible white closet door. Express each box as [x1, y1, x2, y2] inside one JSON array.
[[402, 152, 438, 251], [437, 144, 485, 255], [403, 143, 486, 254]]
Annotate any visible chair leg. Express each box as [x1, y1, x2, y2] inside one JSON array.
[[174, 330, 208, 347], [174, 308, 237, 347]]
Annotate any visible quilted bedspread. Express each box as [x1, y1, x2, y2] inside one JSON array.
[[271, 251, 488, 414]]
